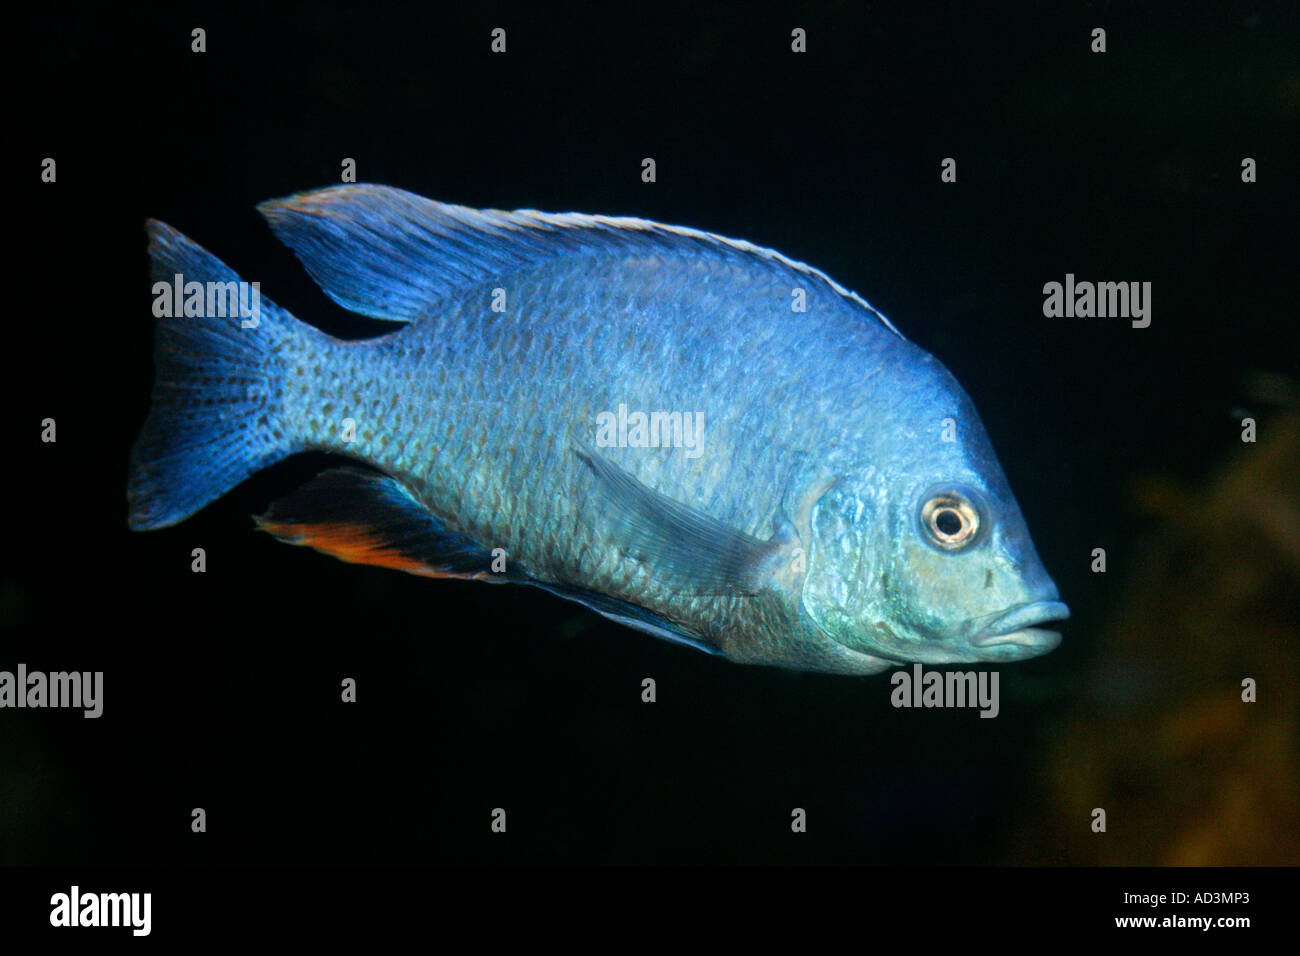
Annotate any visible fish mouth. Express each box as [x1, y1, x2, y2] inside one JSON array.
[[969, 600, 1070, 653]]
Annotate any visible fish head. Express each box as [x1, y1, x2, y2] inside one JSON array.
[[800, 363, 1068, 666]]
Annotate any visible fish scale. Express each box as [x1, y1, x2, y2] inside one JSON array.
[[279, 251, 897, 648]]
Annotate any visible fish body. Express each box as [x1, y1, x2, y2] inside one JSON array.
[[129, 185, 1067, 675]]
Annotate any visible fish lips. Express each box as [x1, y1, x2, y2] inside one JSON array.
[[968, 600, 1070, 657]]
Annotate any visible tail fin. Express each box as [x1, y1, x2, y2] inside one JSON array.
[[128, 221, 303, 530]]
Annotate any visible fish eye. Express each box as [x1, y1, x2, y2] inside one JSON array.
[[920, 491, 980, 550]]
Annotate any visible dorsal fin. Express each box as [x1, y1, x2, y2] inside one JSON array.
[[256, 183, 904, 337]]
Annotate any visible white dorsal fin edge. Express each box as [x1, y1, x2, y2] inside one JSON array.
[[478, 204, 906, 340], [260, 184, 906, 339]]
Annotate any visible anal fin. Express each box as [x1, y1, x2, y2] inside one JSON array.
[[255, 467, 500, 581]]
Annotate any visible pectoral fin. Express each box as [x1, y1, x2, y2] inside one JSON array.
[[574, 447, 784, 595]]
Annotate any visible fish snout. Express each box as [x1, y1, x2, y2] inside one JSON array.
[[967, 600, 1069, 658]]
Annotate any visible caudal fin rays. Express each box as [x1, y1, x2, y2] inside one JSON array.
[[128, 222, 301, 530]]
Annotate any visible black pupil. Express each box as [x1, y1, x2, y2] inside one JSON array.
[[935, 508, 964, 537]]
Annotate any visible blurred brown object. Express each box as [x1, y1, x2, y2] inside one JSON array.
[[1014, 404, 1299, 865]]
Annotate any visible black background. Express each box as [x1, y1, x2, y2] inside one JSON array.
[[5, 0, 1297, 871]]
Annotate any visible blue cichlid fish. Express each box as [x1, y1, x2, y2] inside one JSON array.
[[129, 184, 1068, 675]]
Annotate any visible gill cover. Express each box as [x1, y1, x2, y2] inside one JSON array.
[[800, 480, 883, 651]]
